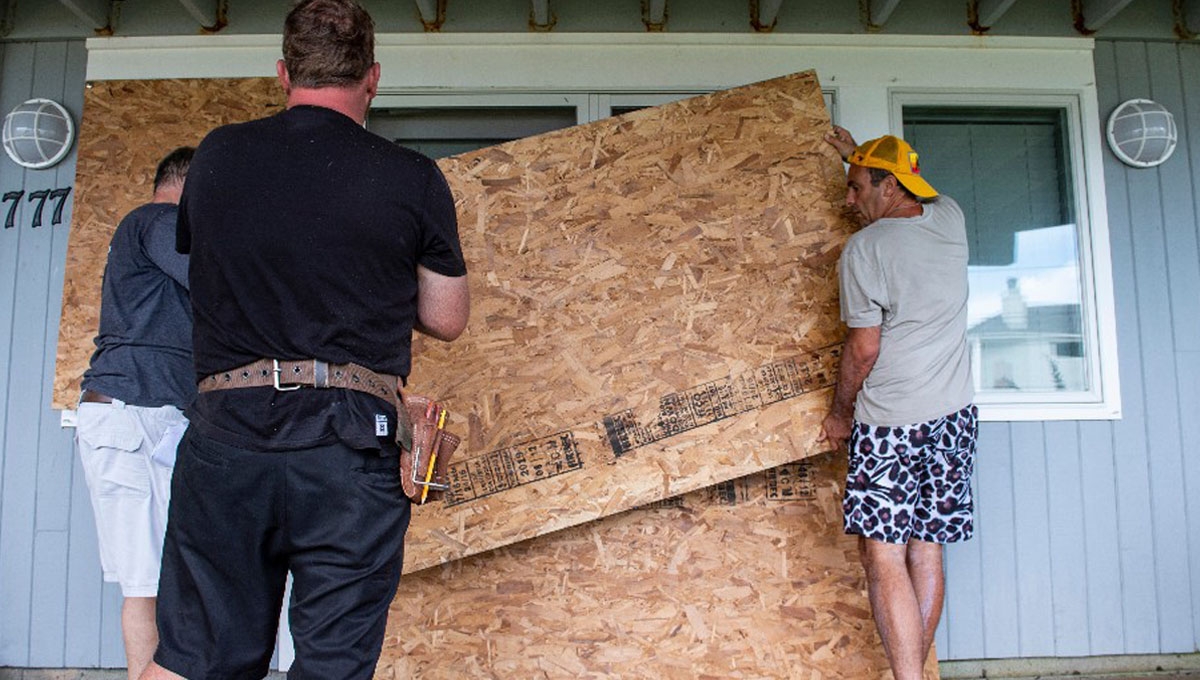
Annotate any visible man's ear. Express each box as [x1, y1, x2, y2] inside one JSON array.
[[883, 173, 901, 198], [276, 59, 291, 94], [365, 62, 381, 99]]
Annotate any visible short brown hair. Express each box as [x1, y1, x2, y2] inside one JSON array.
[[282, 0, 375, 88], [153, 146, 195, 192]]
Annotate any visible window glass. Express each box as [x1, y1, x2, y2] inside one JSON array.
[[367, 107, 577, 159], [904, 107, 1090, 395]]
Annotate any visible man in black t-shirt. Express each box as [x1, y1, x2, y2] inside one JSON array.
[[141, 2, 469, 678]]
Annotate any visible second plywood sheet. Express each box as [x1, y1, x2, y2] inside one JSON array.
[[382, 453, 939, 679]]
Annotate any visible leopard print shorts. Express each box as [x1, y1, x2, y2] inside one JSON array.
[[843, 404, 978, 545]]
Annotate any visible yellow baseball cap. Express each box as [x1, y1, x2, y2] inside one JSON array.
[[847, 135, 938, 199]]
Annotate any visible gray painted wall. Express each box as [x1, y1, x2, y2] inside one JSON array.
[[0, 41, 129, 667], [0, 37, 1197, 669], [935, 40, 1200, 660]]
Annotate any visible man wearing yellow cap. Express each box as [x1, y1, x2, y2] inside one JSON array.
[[818, 126, 976, 680]]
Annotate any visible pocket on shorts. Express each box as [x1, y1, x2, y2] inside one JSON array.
[[182, 430, 237, 470], [77, 404, 143, 452], [77, 406, 149, 497], [352, 452, 406, 503]]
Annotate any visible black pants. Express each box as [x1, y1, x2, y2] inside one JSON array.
[[155, 426, 411, 680]]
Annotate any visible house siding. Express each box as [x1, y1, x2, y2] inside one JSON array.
[[0, 36, 1197, 669], [0, 40, 126, 667], [935, 40, 1200, 660]]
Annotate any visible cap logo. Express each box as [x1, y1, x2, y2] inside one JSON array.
[[908, 151, 920, 175]]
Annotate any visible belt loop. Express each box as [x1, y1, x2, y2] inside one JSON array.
[[313, 360, 329, 388]]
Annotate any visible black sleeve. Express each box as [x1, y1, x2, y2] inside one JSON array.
[[417, 162, 467, 277]]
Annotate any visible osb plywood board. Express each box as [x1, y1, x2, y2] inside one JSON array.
[[380, 453, 939, 680], [404, 70, 851, 571], [55, 71, 854, 572], [55, 77, 283, 409]]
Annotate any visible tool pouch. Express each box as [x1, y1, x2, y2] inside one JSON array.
[[398, 395, 461, 504]]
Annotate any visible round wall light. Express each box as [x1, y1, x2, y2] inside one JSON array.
[[1106, 98, 1177, 168], [2, 98, 76, 170]]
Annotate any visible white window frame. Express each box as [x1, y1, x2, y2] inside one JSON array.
[[889, 91, 1121, 421]]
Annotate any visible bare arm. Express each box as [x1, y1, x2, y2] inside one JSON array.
[[818, 325, 881, 446], [414, 264, 470, 341]]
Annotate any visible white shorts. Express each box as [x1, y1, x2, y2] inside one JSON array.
[[76, 400, 187, 598]]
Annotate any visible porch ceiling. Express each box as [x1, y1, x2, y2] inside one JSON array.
[[0, 0, 1194, 41]]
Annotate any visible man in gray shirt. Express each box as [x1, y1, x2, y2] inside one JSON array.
[[818, 127, 976, 680], [76, 147, 194, 680]]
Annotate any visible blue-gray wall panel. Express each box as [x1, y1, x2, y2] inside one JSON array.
[[1101, 40, 1164, 656], [0, 39, 96, 667], [1010, 422, 1055, 657], [974, 422, 1020, 657], [64, 453, 104, 666], [28, 532, 68, 666], [1179, 42, 1200, 651], [1179, 355, 1200, 648], [1116, 40, 1195, 654], [1044, 421, 1090, 657], [0, 38, 40, 667], [1077, 420, 1125, 653], [30, 40, 72, 536], [941, 491, 985, 658]]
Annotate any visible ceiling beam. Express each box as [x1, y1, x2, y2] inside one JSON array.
[[1, 0, 15, 37], [974, 0, 1019, 27], [642, 0, 667, 31], [173, 0, 227, 32], [866, 0, 903, 29], [529, 0, 554, 31], [1074, 0, 1136, 33], [751, 0, 784, 32], [1177, 0, 1199, 39], [57, 0, 112, 32], [413, 0, 445, 31]]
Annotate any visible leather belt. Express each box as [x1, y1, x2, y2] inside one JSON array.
[[198, 359, 413, 451], [80, 389, 115, 404]]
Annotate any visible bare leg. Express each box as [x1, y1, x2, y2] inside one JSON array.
[[122, 597, 158, 680], [138, 662, 187, 680], [859, 537, 926, 680], [906, 539, 945, 662]]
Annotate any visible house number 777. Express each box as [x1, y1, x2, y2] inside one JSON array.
[[3, 188, 72, 229]]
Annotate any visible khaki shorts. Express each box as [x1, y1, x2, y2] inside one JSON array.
[[76, 400, 186, 598]]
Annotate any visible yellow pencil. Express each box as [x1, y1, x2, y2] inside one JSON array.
[[419, 407, 447, 503]]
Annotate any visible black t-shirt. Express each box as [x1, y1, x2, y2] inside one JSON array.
[[82, 202, 194, 409], [178, 105, 466, 450]]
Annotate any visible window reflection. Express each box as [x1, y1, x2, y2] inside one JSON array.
[[967, 225, 1087, 392], [905, 106, 1090, 397]]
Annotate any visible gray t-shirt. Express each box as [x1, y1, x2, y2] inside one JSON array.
[[839, 196, 974, 426], [81, 202, 195, 409]]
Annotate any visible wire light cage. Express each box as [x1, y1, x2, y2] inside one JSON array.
[[1106, 98, 1178, 169], [2, 98, 75, 170]]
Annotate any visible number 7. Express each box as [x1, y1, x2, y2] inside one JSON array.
[[3, 191, 23, 229]]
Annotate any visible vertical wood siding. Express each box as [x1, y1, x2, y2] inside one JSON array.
[[0, 40, 125, 667], [0, 37, 1198, 669], [937, 40, 1200, 660]]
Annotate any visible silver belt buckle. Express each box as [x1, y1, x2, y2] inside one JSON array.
[[272, 359, 302, 392]]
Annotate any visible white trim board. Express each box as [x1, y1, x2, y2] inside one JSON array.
[[84, 33, 1096, 94]]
